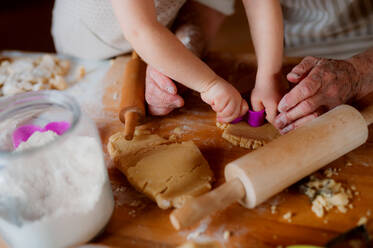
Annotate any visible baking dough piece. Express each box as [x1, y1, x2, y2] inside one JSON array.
[[108, 133, 213, 209], [219, 122, 280, 150], [108, 133, 170, 169]]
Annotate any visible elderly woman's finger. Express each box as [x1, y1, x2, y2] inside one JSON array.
[[287, 56, 319, 83], [279, 111, 320, 135], [148, 105, 175, 116], [274, 94, 323, 129], [278, 67, 322, 113], [145, 75, 184, 107], [147, 65, 177, 95]]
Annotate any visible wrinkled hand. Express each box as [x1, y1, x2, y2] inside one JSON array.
[[145, 65, 184, 116], [274, 56, 360, 134], [251, 74, 284, 124], [201, 78, 248, 123]]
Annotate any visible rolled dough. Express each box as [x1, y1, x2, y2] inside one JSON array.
[[217, 122, 280, 150], [108, 133, 213, 209]]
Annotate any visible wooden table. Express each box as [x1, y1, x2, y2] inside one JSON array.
[[94, 53, 373, 247]]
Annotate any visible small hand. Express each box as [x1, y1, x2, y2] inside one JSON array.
[[201, 78, 248, 123], [145, 65, 184, 115], [274, 56, 360, 134], [251, 74, 284, 124]]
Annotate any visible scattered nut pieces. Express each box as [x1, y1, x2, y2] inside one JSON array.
[[283, 211, 293, 222], [270, 205, 277, 214], [223, 230, 230, 240], [300, 176, 354, 217], [357, 216, 368, 226], [171, 127, 184, 136], [222, 131, 264, 150], [76, 65, 86, 80], [128, 209, 136, 218], [216, 122, 229, 130], [0, 55, 70, 96], [324, 168, 339, 178]]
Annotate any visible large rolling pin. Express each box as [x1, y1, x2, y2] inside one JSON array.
[[170, 104, 373, 230], [118, 52, 146, 140]]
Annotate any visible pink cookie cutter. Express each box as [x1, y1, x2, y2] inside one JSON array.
[[12, 121, 70, 148], [231, 109, 265, 127]]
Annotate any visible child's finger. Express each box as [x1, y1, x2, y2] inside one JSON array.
[[217, 101, 241, 123], [240, 100, 249, 117], [251, 98, 264, 112], [147, 65, 177, 95], [264, 102, 278, 124]]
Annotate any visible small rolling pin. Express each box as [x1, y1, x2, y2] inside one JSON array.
[[118, 52, 146, 140], [170, 104, 373, 230]]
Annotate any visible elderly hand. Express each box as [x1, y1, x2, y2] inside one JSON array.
[[274, 56, 360, 134], [145, 65, 184, 116]]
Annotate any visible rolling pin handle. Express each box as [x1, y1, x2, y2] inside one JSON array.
[[123, 111, 139, 140], [170, 178, 245, 230], [361, 104, 373, 125]]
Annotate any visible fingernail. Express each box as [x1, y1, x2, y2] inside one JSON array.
[[167, 87, 176, 94], [288, 72, 300, 79], [280, 124, 293, 134], [172, 99, 183, 108], [275, 114, 287, 128], [278, 100, 288, 112]]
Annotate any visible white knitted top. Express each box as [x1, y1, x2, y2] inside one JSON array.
[[52, 0, 235, 60]]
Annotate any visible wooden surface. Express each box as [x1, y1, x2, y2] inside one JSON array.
[[93, 53, 373, 247]]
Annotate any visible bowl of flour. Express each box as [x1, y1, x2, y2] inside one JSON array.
[[0, 91, 114, 248]]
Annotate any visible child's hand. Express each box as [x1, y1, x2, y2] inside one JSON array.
[[201, 78, 248, 123], [145, 65, 184, 116], [251, 74, 284, 124]]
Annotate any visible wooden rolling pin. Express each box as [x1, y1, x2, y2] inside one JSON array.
[[118, 52, 146, 140], [170, 104, 373, 230]]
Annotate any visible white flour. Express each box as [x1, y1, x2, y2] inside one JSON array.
[[0, 131, 114, 248]]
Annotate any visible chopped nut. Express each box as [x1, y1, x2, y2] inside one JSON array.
[[357, 216, 367, 226], [75, 65, 86, 80], [50, 75, 68, 90], [223, 230, 230, 240], [300, 176, 353, 217], [270, 205, 277, 214], [216, 122, 229, 130], [345, 161, 353, 167], [0, 55, 70, 96], [283, 211, 293, 222]]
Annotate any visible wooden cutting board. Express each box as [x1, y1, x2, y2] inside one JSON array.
[[94, 53, 373, 247], [0, 53, 371, 248]]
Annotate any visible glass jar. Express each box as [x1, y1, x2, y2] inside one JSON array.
[[0, 91, 114, 248]]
